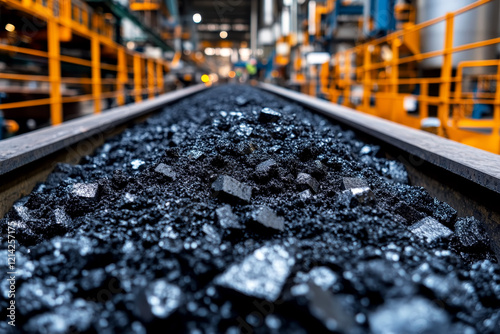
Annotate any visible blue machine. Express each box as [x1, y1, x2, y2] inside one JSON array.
[[325, 0, 396, 40]]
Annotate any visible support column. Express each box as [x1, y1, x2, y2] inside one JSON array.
[[390, 38, 400, 121], [147, 59, 155, 99], [91, 36, 101, 113], [250, 0, 258, 58], [117, 48, 126, 106], [47, 19, 62, 125], [438, 13, 454, 137], [134, 55, 142, 102], [493, 62, 500, 153], [156, 61, 164, 95]]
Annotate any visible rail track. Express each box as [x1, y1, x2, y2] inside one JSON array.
[[1, 83, 499, 333]]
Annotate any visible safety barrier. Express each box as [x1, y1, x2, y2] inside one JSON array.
[[317, 0, 500, 154], [0, 0, 168, 125]]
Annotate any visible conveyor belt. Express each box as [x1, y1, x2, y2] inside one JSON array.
[[1, 84, 499, 334]]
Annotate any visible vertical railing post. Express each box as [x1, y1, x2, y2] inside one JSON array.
[[117, 48, 126, 106], [134, 55, 142, 102], [390, 37, 400, 121], [343, 51, 351, 106], [47, 19, 62, 125], [362, 44, 372, 112], [438, 12, 454, 137], [147, 59, 155, 99], [91, 36, 101, 113], [493, 62, 500, 153], [420, 82, 429, 121], [156, 61, 164, 95]]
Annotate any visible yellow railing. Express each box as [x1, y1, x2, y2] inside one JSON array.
[[317, 0, 500, 154], [0, 0, 169, 125], [130, 0, 160, 11]]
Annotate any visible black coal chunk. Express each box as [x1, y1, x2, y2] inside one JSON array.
[[212, 175, 252, 202], [256, 159, 277, 173], [338, 187, 376, 206], [342, 177, 368, 190], [135, 279, 183, 322], [409, 217, 453, 242], [235, 96, 248, 106], [251, 206, 285, 231], [216, 205, 243, 229], [72, 183, 99, 198], [299, 189, 313, 200], [296, 173, 320, 193], [455, 217, 490, 251], [187, 150, 204, 160], [155, 163, 177, 180], [369, 297, 451, 334], [258, 107, 282, 123], [291, 281, 357, 333], [214, 244, 294, 301]]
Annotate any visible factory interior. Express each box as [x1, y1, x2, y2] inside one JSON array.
[[0, 0, 499, 153]]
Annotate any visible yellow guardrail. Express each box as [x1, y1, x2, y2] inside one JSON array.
[[316, 0, 500, 154], [0, 0, 169, 125]]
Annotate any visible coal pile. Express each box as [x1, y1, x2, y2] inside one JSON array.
[[1, 84, 500, 334]]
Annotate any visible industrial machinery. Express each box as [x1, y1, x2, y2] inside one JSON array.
[[281, 0, 500, 154]]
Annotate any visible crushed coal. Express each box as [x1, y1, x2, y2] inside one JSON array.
[[1, 84, 499, 333]]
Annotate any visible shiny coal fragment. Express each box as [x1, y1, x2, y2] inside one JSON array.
[[258, 107, 282, 123], [369, 297, 451, 334], [155, 163, 177, 180], [211, 175, 252, 202], [299, 189, 313, 200], [72, 183, 99, 198], [136, 279, 183, 322], [251, 206, 285, 231], [342, 177, 368, 190], [216, 205, 243, 229], [338, 187, 376, 206], [14, 201, 31, 220], [455, 217, 490, 251], [202, 224, 222, 244], [409, 217, 453, 243], [292, 281, 357, 333], [386, 160, 409, 184], [187, 150, 204, 160], [54, 208, 72, 226], [235, 96, 248, 106], [237, 141, 257, 155], [296, 173, 320, 193], [215, 244, 294, 301], [256, 159, 277, 173]]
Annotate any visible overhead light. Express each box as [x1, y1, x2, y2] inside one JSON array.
[[126, 41, 135, 50], [193, 13, 202, 24], [201, 74, 210, 83], [5, 23, 15, 32], [220, 31, 228, 39], [204, 48, 215, 56], [220, 48, 232, 57]]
